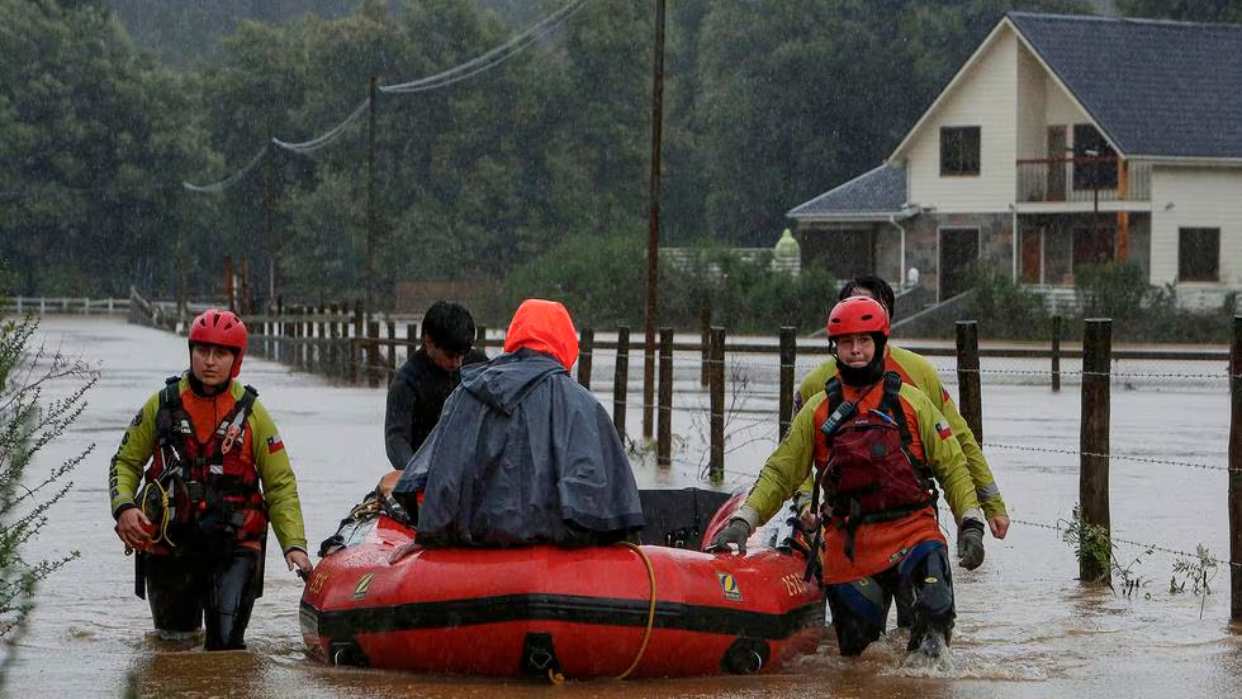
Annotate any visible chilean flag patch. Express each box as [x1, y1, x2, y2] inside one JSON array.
[[267, 434, 285, 454], [941, 387, 951, 402], [935, 419, 952, 440]]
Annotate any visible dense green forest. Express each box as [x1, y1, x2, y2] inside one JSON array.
[[6, 0, 1230, 323]]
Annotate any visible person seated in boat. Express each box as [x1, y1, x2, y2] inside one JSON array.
[[376, 298, 644, 547], [710, 296, 986, 660]]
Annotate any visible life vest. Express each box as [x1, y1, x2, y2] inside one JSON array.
[[141, 375, 267, 553], [812, 372, 938, 560]]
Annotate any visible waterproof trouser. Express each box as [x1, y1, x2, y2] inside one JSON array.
[[144, 546, 260, 651], [824, 542, 955, 656]]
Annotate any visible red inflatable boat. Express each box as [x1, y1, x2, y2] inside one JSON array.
[[301, 490, 824, 679]]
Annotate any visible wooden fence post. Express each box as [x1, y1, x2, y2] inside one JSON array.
[[657, 327, 673, 467], [578, 328, 594, 389], [276, 297, 285, 364], [699, 303, 711, 387], [955, 320, 983, 442], [316, 305, 327, 374], [350, 301, 363, 384], [367, 321, 381, 388], [476, 325, 488, 355], [387, 320, 397, 376], [709, 327, 726, 482], [614, 326, 629, 440], [1229, 315, 1242, 621], [327, 304, 340, 377], [1051, 314, 1062, 393], [296, 306, 306, 370], [1080, 318, 1112, 585], [779, 326, 796, 440], [407, 323, 418, 363]]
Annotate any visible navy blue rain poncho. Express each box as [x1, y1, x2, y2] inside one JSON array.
[[393, 302, 644, 547]]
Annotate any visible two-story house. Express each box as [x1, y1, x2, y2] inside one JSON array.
[[789, 12, 1242, 310]]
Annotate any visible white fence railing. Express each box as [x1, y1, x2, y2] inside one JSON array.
[[1, 296, 131, 315]]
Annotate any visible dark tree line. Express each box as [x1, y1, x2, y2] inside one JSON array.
[[5, 0, 1137, 308]]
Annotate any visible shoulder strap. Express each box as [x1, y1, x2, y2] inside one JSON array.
[[880, 371, 914, 447], [218, 384, 260, 438], [156, 378, 184, 445], [824, 377, 843, 411]]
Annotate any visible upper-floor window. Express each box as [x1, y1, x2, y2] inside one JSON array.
[[1072, 124, 1118, 189], [940, 126, 980, 176], [1179, 227, 1220, 282]]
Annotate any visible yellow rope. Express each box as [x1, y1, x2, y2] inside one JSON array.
[[139, 479, 176, 549], [614, 542, 656, 681]]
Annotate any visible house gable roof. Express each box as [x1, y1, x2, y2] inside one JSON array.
[[1008, 12, 1242, 159], [787, 164, 909, 221]]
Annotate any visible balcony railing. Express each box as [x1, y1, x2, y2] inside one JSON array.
[[1016, 157, 1150, 203]]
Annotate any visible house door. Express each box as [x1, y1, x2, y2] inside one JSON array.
[[1047, 126, 1067, 201], [1073, 224, 1116, 267], [939, 228, 979, 301]]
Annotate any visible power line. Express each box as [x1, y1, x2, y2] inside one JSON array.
[[272, 99, 369, 155], [182, 144, 270, 193], [185, 0, 596, 191], [380, 0, 593, 94]]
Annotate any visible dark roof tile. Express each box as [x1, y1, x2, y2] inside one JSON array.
[[787, 164, 907, 219], [1010, 12, 1242, 158]]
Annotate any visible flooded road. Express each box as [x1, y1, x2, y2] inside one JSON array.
[[5, 316, 1242, 697]]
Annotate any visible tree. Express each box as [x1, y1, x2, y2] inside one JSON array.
[[1117, 0, 1242, 22], [0, 0, 214, 297], [0, 310, 97, 643]]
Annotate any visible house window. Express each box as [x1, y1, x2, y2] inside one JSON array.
[[940, 126, 980, 176], [1072, 124, 1118, 190], [1179, 228, 1220, 282]]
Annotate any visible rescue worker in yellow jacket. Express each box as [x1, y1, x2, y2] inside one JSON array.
[[109, 309, 311, 650], [712, 297, 986, 658], [795, 275, 1009, 541]]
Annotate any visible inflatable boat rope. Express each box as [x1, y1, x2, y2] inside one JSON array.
[[614, 542, 658, 681]]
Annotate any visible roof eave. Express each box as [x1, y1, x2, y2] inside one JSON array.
[[791, 207, 919, 224], [1129, 154, 1242, 165]]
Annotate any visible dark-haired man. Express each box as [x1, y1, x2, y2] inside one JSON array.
[[384, 301, 489, 470]]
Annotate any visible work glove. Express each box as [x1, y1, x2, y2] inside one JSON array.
[[957, 518, 986, 570], [709, 518, 752, 555]]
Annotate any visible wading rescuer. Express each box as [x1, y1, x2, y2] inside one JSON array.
[[794, 275, 1009, 542], [711, 296, 986, 659], [796, 276, 1008, 630], [109, 309, 311, 650]]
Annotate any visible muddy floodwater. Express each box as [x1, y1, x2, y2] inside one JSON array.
[[5, 316, 1242, 697]]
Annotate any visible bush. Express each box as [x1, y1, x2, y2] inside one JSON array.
[[0, 314, 96, 640], [962, 266, 1050, 340], [1074, 263, 1151, 321], [499, 236, 836, 333]]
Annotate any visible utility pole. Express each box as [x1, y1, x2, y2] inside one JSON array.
[[263, 130, 276, 308], [366, 75, 379, 318], [642, 0, 666, 440]]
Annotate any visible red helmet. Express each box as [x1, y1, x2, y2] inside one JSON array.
[[826, 296, 890, 338], [188, 309, 248, 378]]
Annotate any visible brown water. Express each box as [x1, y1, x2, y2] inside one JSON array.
[[6, 317, 1242, 698]]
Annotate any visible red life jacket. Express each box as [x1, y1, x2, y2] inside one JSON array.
[[142, 376, 268, 552], [812, 372, 938, 559]]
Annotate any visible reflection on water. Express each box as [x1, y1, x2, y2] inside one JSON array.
[[6, 318, 1242, 698]]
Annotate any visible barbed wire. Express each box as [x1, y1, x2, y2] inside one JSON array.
[[1007, 516, 1242, 570], [983, 442, 1230, 472]]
